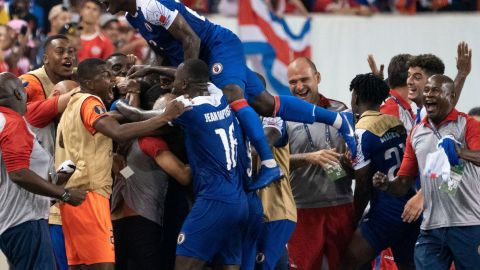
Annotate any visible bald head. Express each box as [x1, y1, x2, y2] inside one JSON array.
[[428, 74, 454, 91], [51, 80, 79, 97], [0, 72, 27, 115], [289, 57, 318, 73]]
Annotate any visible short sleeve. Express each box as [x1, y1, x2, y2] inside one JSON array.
[[397, 133, 419, 177], [21, 74, 45, 103], [138, 136, 169, 159], [0, 116, 33, 172], [352, 129, 371, 170], [143, 0, 179, 29], [25, 96, 59, 128], [465, 116, 480, 150], [80, 96, 108, 135]]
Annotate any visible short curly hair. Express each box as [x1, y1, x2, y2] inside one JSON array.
[[408, 54, 445, 77]]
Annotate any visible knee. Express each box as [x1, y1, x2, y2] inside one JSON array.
[[222, 84, 245, 103]]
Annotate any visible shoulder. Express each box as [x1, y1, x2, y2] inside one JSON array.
[[356, 112, 403, 137], [327, 98, 348, 112]]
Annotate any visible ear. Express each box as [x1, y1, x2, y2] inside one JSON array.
[[315, 71, 321, 84], [43, 54, 49, 65], [13, 88, 22, 100]]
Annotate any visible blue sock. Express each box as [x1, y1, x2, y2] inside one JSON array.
[[231, 100, 274, 162], [276, 95, 338, 125]]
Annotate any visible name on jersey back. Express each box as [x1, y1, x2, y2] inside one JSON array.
[[204, 106, 231, 123]]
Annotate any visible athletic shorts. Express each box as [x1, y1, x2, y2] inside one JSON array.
[[0, 219, 56, 270], [49, 224, 68, 270], [176, 198, 249, 265], [208, 28, 265, 102], [256, 220, 296, 270], [241, 192, 264, 270], [360, 211, 420, 265], [60, 192, 115, 265]]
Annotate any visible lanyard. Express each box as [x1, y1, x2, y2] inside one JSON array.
[[427, 118, 442, 140], [303, 124, 332, 150], [390, 95, 415, 126]]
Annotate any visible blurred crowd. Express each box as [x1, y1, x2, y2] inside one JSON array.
[[0, 0, 478, 79]]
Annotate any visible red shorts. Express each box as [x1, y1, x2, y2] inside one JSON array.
[[288, 203, 354, 270], [60, 192, 115, 265]]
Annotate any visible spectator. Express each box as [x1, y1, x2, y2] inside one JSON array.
[[285, 57, 354, 270], [48, 4, 71, 36], [0, 72, 86, 270], [100, 14, 120, 48], [77, 0, 114, 61], [58, 22, 82, 51]]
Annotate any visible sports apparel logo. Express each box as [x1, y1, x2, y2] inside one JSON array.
[[94, 105, 106, 115], [159, 15, 167, 25], [177, 233, 186, 244], [212, 63, 223, 75], [255, 252, 265, 263], [91, 46, 101, 56], [144, 22, 153, 32]]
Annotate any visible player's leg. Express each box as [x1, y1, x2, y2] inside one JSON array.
[[414, 228, 453, 270], [255, 220, 296, 270], [209, 34, 282, 190], [341, 229, 377, 269], [176, 199, 247, 270], [445, 225, 480, 269], [240, 192, 264, 270], [246, 71, 357, 157], [390, 220, 420, 270]]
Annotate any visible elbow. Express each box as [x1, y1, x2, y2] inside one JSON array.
[[8, 169, 27, 184]]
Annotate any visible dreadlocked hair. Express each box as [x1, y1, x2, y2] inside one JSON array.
[[349, 73, 390, 106]]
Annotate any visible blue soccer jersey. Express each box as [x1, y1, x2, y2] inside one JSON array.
[[172, 84, 244, 202], [127, 0, 218, 67], [127, 0, 265, 98], [354, 114, 415, 223]]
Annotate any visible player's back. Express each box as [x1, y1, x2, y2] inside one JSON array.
[[355, 111, 415, 222], [173, 84, 244, 203], [127, 0, 222, 66]]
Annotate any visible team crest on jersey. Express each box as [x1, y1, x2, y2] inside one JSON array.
[[256, 252, 265, 263], [144, 22, 153, 32], [149, 40, 158, 48], [91, 46, 101, 56], [94, 105, 106, 115], [212, 63, 223, 75], [159, 15, 167, 25], [177, 232, 186, 244]]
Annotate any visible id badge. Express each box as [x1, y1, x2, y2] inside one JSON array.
[[325, 164, 347, 181], [120, 166, 134, 179], [439, 164, 464, 195]]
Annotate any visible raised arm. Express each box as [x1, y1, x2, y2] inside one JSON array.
[[452, 41, 472, 107]]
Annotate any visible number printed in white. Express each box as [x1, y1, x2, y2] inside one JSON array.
[[384, 143, 405, 180], [215, 123, 237, 170], [175, 0, 205, 20]]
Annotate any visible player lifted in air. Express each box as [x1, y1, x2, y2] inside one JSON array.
[[98, 0, 356, 190]]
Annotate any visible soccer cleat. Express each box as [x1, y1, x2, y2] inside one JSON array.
[[248, 165, 284, 191], [337, 111, 357, 158]]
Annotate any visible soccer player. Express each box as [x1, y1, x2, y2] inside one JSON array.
[[342, 73, 419, 270], [99, 0, 357, 190], [168, 59, 249, 270], [373, 74, 480, 270]]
